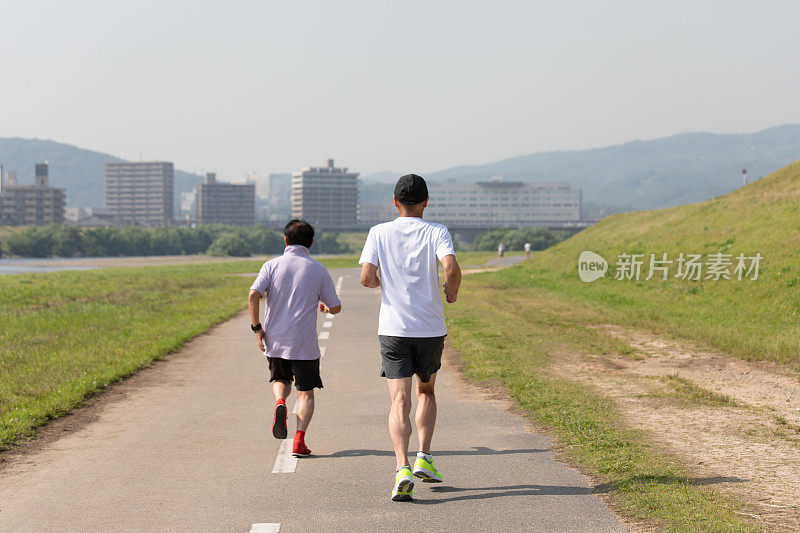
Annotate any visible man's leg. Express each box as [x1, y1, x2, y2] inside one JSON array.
[[296, 389, 314, 431], [291, 359, 321, 457], [411, 337, 444, 483], [273, 380, 291, 402], [415, 373, 437, 453], [387, 377, 413, 470], [271, 380, 290, 440], [268, 357, 292, 440]]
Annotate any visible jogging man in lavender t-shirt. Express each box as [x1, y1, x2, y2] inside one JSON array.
[[248, 219, 341, 457]]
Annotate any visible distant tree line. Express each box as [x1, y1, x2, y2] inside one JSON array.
[[473, 227, 571, 252], [2, 224, 351, 258]]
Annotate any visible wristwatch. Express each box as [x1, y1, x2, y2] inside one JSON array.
[[251, 322, 262, 333]]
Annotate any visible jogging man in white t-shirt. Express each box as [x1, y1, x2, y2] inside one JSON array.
[[359, 174, 462, 502]]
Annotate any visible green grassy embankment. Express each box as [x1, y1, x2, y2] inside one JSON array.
[[511, 159, 800, 365], [442, 161, 800, 530]]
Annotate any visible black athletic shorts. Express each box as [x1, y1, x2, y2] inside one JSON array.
[[378, 335, 445, 383], [267, 357, 323, 391]]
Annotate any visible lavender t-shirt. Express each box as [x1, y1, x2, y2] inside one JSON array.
[[250, 245, 340, 360]]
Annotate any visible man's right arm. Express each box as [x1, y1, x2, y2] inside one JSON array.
[[360, 262, 381, 288], [359, 228, 380, 288], [248, 289, 266, 352], [248, 289, 262, 326], [440, 254, 461, 303]]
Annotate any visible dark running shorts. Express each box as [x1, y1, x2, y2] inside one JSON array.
[[267, 357, 323, 391], [378, 335, 445, 383]]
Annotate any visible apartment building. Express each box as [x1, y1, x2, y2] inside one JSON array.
[[291, 159, 358, 228], [0, 163, 66, 225], [196, 172, 256, 226], [105, 161, 174, 226]]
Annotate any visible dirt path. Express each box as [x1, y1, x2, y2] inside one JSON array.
[[552, 325, 800, 530]]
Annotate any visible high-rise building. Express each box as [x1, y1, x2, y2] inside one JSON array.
[[105, 161, 174, 226], [425, 178, 581, 227], [196, 172, 256, 226], [291, 159, 358, 228], [266, 173, 292, 206], [0, 163, 66, 226]]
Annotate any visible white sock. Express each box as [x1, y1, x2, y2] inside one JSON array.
[[417, 452, 432, 461]]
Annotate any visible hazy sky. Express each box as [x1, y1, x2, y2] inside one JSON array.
[[2, 0, 799, 178]]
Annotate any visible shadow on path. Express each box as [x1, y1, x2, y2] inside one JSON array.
[[414, 484, 589, 504], [593, 474, 746, 494], [312, 446, 548, 458], [409, 475, 747, 504]]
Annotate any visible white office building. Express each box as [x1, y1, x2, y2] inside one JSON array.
[[425, 178, 581, 227]]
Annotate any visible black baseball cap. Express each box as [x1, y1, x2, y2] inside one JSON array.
[[394, 174, 429, 205]]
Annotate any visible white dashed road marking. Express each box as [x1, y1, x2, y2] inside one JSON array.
[[320, 346, 327, 357], [271, 439, 297, 473], [326, 313, 335, 319], [249, 523, 281, 533], [323, 321, 333, 328], [271, 400, 298, 474], [318, 331, 329, 340]]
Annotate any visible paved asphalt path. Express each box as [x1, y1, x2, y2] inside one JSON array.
[[0, 268, 623, 532], [486, 255, 528, 268]]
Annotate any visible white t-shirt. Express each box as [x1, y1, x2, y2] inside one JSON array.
[[359, 217, 455, 337]]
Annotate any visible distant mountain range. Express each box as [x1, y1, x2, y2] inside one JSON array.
[[362, 125, 800, 211], [2, 125, 799, 213], [0, 138, 203, 209]]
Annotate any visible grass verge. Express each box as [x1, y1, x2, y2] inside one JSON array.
[[446, 272, 759, 531]]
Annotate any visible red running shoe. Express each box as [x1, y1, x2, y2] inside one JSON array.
[[292, 443, 312, 457], [272, 402, 287, 439]]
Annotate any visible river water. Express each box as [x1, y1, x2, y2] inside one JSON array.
[[0, 258, 99, 275]]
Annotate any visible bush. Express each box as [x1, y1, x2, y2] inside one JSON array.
[[6, 226, 55, 257], [474, 227, 569, 252], [207, 233, 252, 257], [310, 233, 350, 254], [0, 223, 352, 258]]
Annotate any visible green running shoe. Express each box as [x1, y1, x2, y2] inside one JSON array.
[[412, 452, 442, 483], [391, 467, 414, 501]]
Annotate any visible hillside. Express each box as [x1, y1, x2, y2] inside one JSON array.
[[364, 125, 800, 212], [505, 157, 800, 363], [0, 138, 203, 208]]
